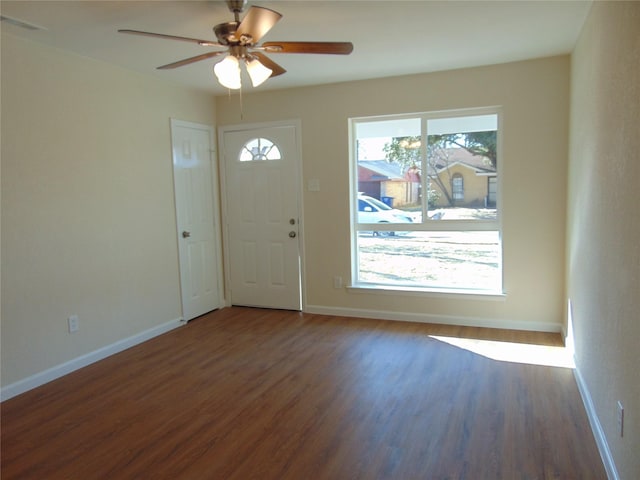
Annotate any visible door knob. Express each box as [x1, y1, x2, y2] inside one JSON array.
[[289, 231, 297, 238], [182, 231, 191, 238]]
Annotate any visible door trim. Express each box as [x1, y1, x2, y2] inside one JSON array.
[[218, 119, 306, 310], [170, 118, 225, 318]]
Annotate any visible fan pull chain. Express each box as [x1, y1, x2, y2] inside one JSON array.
[[222, 87, 244, 120]]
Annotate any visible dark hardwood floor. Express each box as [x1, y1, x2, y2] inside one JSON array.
[[1, 307, 606, 479]]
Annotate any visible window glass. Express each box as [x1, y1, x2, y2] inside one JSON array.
[[426, 115, 497, 221], [351, 110, 501, 293], [239, 137, 281, 161], [356, 117, 422, 221], [356, 231, 501, 290]]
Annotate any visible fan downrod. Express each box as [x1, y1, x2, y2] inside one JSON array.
[[227, 0, 248, 22]]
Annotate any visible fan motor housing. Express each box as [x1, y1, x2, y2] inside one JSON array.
[[214, 22, 240, 45]]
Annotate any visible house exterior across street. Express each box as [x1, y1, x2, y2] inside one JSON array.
[[358, 148, 496, 209]]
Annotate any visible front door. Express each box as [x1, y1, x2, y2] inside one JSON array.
[[171, 120, 223, 320], [220, 122, 302, 310]]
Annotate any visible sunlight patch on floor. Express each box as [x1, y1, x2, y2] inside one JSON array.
[[429, 335, 575, 369]]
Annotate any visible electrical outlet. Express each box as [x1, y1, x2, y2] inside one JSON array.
[[333, 276, 343, 289], [68, 315, 79, 333], [617, 401, 624, 437]]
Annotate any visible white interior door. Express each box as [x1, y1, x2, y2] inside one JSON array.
[[171, 120, 223, 320], [221, 122, 302, 310]]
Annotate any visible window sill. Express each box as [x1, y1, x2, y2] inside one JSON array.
[[347, 283, 506, 301]]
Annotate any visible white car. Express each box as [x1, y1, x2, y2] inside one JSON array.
[[358, 194, 413, 236]]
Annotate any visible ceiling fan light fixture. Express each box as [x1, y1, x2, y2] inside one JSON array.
[[120, 1, 354, 92], [214, 55, 241, 89], [245, 57, 272, 87]]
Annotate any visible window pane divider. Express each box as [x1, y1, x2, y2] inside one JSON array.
[[356, 221, 499, 232]]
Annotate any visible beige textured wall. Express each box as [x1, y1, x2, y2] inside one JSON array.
[[1, 34, 216, 386], [567, 2, 640, 478], [217, 56, 570, 329]]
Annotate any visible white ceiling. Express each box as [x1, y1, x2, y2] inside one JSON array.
[[1, 0, 592, 95]]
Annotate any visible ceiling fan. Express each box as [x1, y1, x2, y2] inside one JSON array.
[[119, 0, 354, 89]]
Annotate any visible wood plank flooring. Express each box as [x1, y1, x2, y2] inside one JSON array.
[[1, 307, 606, 479]]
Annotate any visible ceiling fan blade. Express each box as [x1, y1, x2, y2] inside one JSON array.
[[262, 41, 354, 55], [235, 6, 282, 44], [262, 42, 353, 55], [251, 52, 286, 77], [118, 29, 221, 47], [157, 51, 226, 70]]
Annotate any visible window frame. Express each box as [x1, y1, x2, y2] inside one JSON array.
[[349, 106, 503, 294]]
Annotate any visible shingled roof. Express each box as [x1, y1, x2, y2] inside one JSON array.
[[359, 147, 495, 179], [358, 160, 405, 180], [431, 148, 495, 174]]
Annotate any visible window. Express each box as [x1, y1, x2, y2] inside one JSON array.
[[351, 108, 501, 293], [239, 137, 281, 161], [452, 174, 464, 201], [488, 177, 497, 207]]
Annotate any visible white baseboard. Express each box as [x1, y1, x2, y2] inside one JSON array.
[[1, 318, 185, 402], [304, 305, 561, 333], [573, 365, 620, 480]]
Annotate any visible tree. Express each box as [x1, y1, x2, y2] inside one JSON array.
[[383, 135, 456, 206], [426, 142, 456, 206], [428, 131, 497, 168], [382, 136, 421, 171], [384, 132, 496, 207]]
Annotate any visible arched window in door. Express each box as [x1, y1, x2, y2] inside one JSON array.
[[452, 173, 464, 201], [239, 137, 282, 162]]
